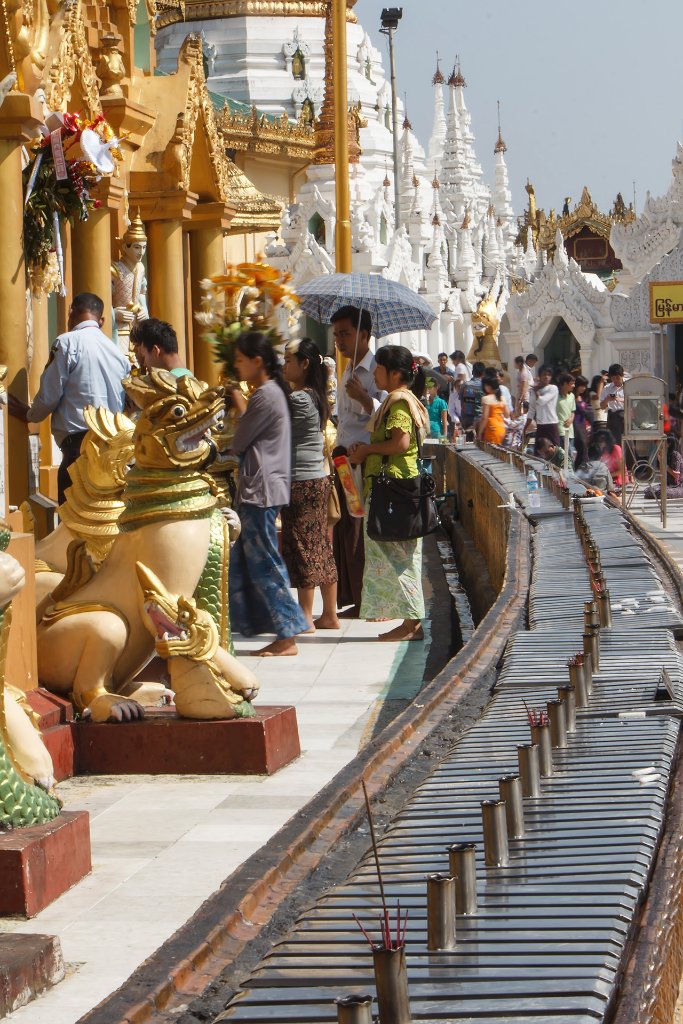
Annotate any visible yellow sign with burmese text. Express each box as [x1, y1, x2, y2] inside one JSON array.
[[649, 281, 683, 323]]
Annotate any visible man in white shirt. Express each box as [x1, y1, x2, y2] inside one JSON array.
[[600, 363, 627, 443], [330, 305, 385, 617], [449, 350, 471, 383], [514, 354, 535, 411], [496, 369, 513, 416], [532, 364, 560, 454]]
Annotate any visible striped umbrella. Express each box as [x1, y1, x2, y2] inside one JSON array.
[[297, 272, 437, 338]]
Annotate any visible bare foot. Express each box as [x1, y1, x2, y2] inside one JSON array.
[[301, 625, 316, 635], [378, 621, 424, 642], [251, 638, 298, 657], [314, 616, 341, 629]]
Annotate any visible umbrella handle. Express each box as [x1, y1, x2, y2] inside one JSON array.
[[352, 301, 364, 372]]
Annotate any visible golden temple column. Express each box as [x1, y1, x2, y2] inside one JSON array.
[[71, 180, 125, 339], [188, 205, 230, 385], [0, 94, 41, 506], [147, 219, 188, 364], [71, 208, 113, 335], [332, 0, 351, 273]]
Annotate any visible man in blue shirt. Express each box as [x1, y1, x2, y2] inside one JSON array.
[[10, 292, 130, 505]]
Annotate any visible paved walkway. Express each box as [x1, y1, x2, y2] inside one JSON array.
[[628, 492, 683, 573], [2, 578, 443, 1024]]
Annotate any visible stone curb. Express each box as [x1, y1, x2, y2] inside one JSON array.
[[78, 506, 530, 1024]]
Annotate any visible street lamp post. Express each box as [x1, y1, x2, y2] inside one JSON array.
[[332, 0, 352, 273], [380, 7, 402, 230]]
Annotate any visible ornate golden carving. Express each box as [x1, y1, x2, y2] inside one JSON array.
[[218, 105, 315, 160], [41, 3, 101, 117], [95, 31, 126, 99], [520, 184, 636, 253], [156, 0, 356, 29], [224, 160, 282, 231], [175, 34, 232, 202]]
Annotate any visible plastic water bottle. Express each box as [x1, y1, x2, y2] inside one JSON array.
[[526, 469, 540, 508]]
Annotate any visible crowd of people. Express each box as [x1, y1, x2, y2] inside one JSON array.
[[11, 287, 671, 662]]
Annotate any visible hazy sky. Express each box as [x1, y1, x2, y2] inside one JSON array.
[[355, 0, 683, 220]]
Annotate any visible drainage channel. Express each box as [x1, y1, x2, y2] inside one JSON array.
[[217, 450, 683, 1024]]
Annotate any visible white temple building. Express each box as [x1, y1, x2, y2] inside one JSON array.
[[157, 2, 682, 388], [157, 6, 521, 361]]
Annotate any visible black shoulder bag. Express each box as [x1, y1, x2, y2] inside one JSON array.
[[366, 437, 439, 542]]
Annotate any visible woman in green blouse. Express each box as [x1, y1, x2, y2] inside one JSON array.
[[348, 346, 428, 642]]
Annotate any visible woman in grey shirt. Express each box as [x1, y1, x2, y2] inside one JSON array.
[[281, 339, 339, 631], [228, 332, 309, 657]]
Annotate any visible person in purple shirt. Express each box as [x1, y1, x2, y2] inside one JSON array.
[[226, 331, 309, 657]]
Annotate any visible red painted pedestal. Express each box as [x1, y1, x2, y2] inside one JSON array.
[[0, 933, 64, 1014], [0, 811, 91, 917], [28, 688, 76, 782], [73, 705, 300, 776]]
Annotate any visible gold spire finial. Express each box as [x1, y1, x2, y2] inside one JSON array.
[[383, 163, 391, 188], [122, 210, 147, 245], [452, 55, 466, 88], [432, 52, 445, 86], [494, 99, 507, 153], [432, 167, 440, 189], [461, 206, 470, 229]]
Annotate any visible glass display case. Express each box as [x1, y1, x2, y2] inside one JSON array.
[[623, 375, 667, 440]]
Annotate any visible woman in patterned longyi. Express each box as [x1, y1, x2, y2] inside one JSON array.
[[281, 338, 339, 632], [348, 345, 428, 643]]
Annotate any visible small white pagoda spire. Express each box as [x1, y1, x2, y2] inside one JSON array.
[[427, 54, 447, 175], [456, 205, 476, 289], [492, 101, 515, 253], [454, 60, 483, 189], [524, 225, 537, 277], [439, 63, 467, 219], [399, 112, 416, 223]]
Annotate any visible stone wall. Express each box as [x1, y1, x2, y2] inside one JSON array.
[[440, 447, 511, 594]]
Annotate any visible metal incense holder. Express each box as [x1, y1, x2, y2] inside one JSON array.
[[517, 743, 541, 798], [372, 944, 412, 1024], [587, 625, 600, 673], [481, 800, 509, 867], [583, 600, 599, 630], [447, 842, 478, 915], [598, 588, 613, 629], [336, 994, 374, 1024], [498, 774, 525, 838], [547, 699, 568, 749], [530, 721, 553, 777], [582, 650, 593, 697], [558, 684, 576, 732], [426, 873, 457, 950], [583, 629, 600, 675], [568, 658, 588, 708]]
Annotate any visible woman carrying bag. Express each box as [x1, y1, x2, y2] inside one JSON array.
[[348, 346, 429, 643]]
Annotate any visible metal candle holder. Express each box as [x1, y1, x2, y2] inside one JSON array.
[[558, 684, 576, 732], [582, 650, 593, 696], [336, 994, 374, 1024], [568, 659, 588, 708], [517, 743, 541, 798], [447, 842, 478, 915], [598, 589, 613, 629], [426, 874, 457, 950], [547, 699, 568, 749], [530, 721, 553, 777], [583, 600, 599, 630], [583, 630, 600, 675], [372, 945, 412, 1024], [481, 800, 510, 867], [498, 774, 525, 838]]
